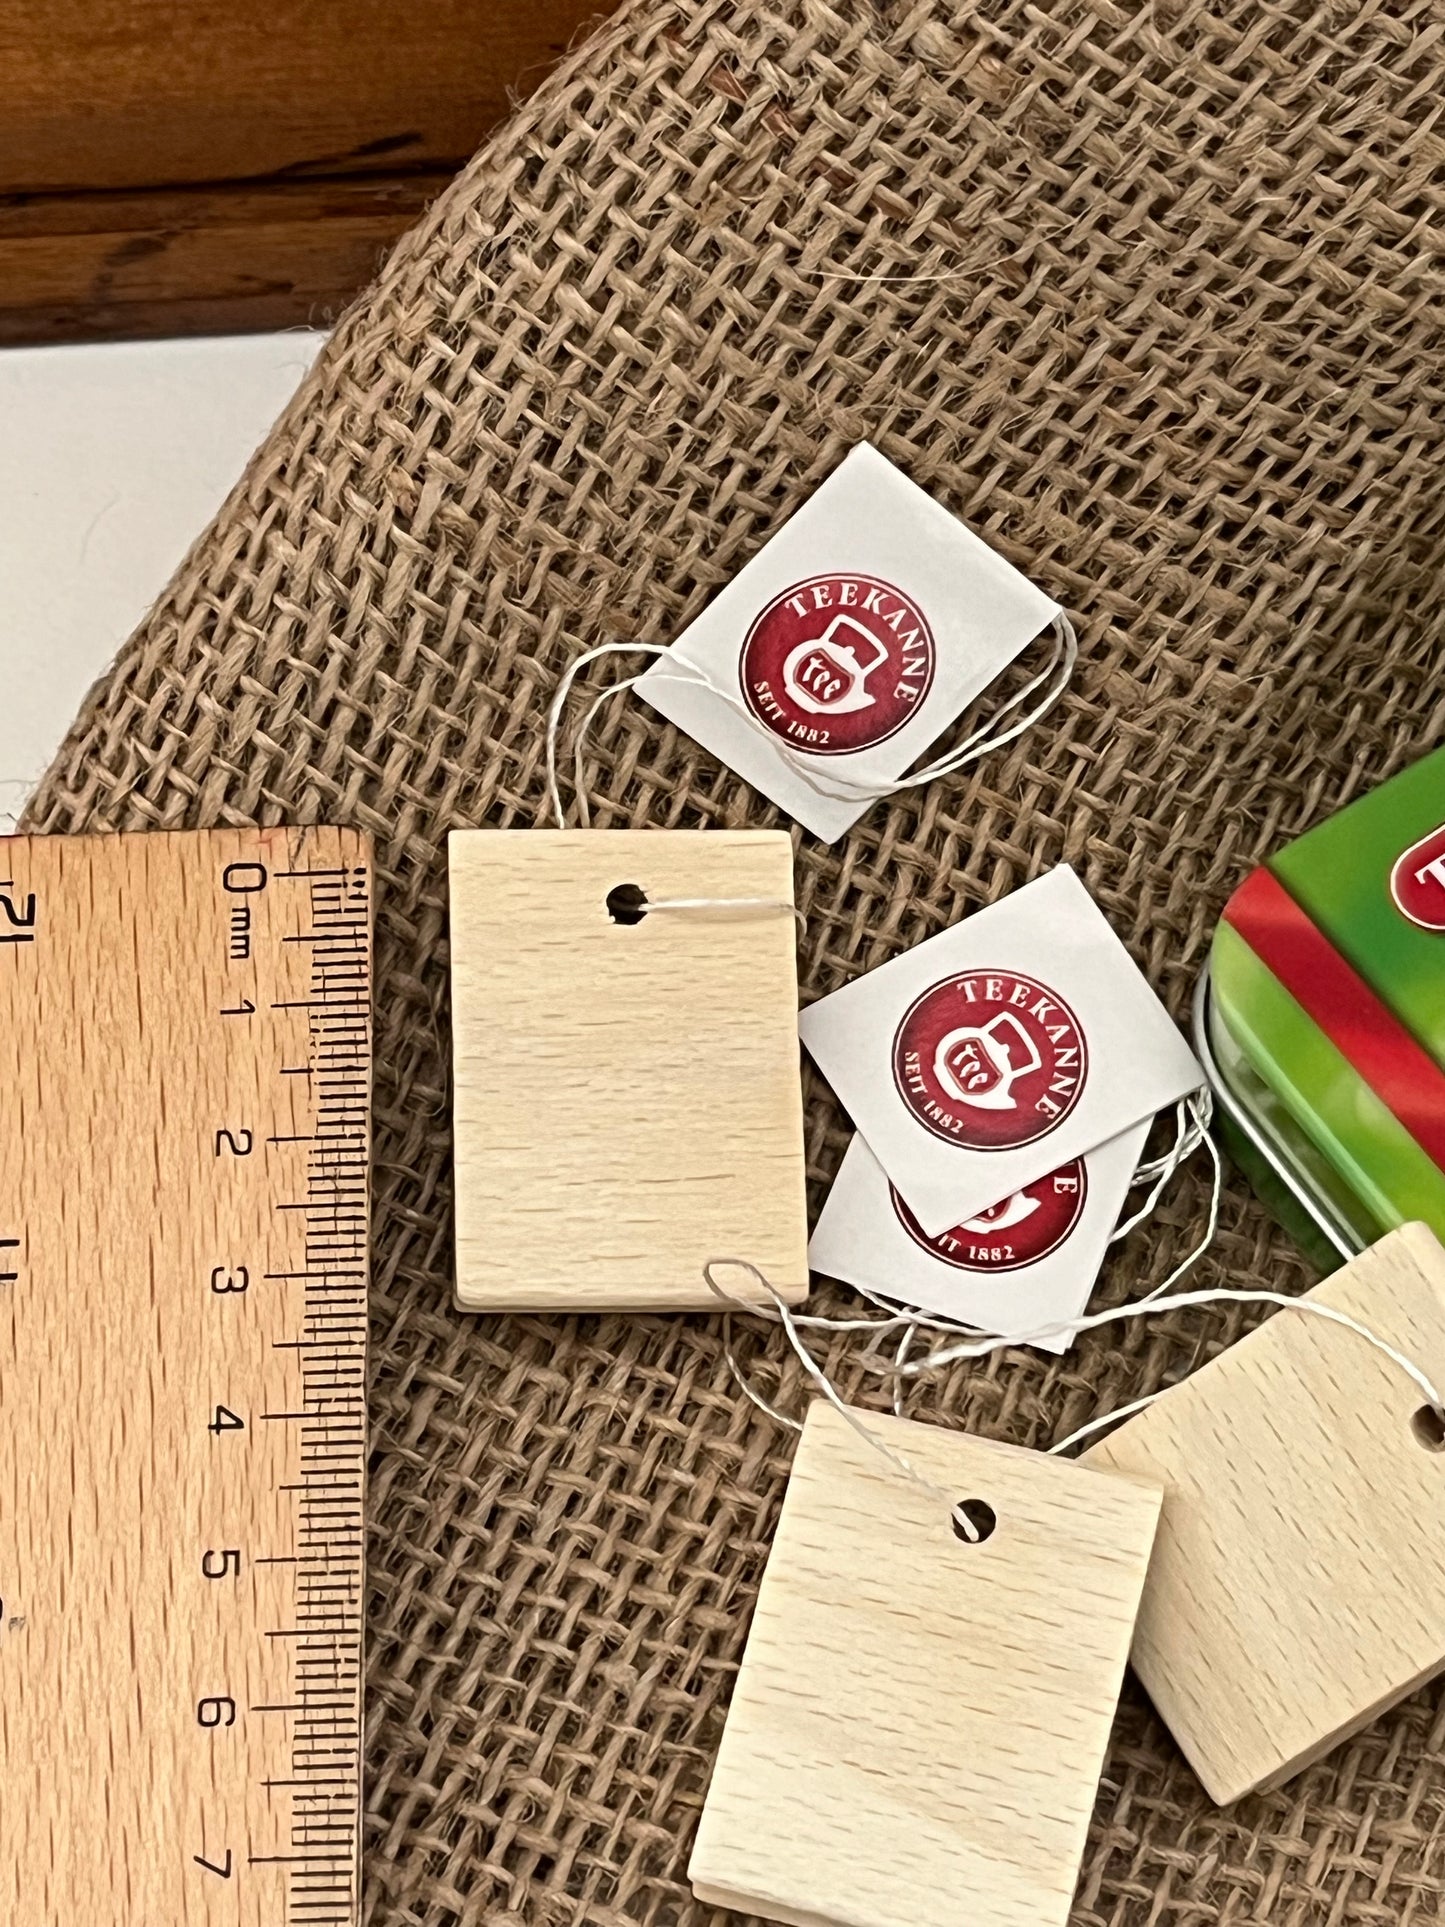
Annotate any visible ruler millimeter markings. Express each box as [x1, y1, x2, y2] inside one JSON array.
[[0, 827, 373, 1926]]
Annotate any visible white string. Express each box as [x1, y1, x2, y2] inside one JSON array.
[[809, 269, 975, 285], [1045, 1293, 1445, 1452], [704, 1072, 1444, 1520], [705, 1260, 990, 1540], [543, 616, 1077, 828], [609, 890, 803, 930], [540, 654, 804, 926], [870, 1102, 1225, 1375], [544, 641, 671, 829], [705, 1253, 1445, 1506], [819, 1093, 1222, 1364], [643, 896, 805, 931], [1106, 1093, 1223, 1315], [892, 1323, 916, 1420], [1126, 1091, 1212, 1192], [1106, 1093, 1211, 1257], [706, 1091, 1221, 1402]]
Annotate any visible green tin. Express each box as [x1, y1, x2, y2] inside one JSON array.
[[1203, 746, 1445, 1265]]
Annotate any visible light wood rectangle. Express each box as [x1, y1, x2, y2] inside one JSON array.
[[690, 1402, 1162, 1927], [449, 829, 808, 1312], [1086, 1221, 1445, 1802], [0, 826, 372, 1925]]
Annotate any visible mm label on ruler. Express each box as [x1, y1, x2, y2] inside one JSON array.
[[0, 827, 373, 1927]]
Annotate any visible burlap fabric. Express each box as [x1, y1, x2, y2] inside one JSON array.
[[26, 1, 1445, 1919]]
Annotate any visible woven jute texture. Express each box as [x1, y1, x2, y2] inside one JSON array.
[[26, 0, 1445, 1920]]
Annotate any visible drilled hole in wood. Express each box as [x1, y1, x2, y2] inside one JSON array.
[[951, 1498, 997, 1544], [606, 883, 649, 926], [1412, 1404, 1445, 1452]]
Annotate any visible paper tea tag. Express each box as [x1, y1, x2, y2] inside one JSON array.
[[690, 1401, 1162, 1927], [635, 443, 1060, 843], [810, 1120, 1151, 1350], [799, 865, 1202, 1235], [448, 829, 808, 1312], [1086, 1221, 1445, 1804]]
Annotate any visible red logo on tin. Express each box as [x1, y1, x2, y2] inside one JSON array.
[[891, 1159, 1088, 1271], [740, 573, 935, 755], [892, 970, 1087, 1150], [1390, 822, 1445, 931]]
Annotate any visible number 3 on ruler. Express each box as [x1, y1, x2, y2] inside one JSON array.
[[0, 882, 36, 945]]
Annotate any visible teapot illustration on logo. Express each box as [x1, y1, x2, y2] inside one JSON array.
[[781, 613, 890, 717], [933, 1013, 1044, 1111], [960, 1187, 1043, 1234]]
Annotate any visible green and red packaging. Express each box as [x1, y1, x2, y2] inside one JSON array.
[[1207, 745, 1445, 1265]]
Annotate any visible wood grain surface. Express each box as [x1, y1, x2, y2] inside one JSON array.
[[449, 829, 809, 1312], [1087, 1221, 1445, 1803], [0, 0, 613, 341], [0, 826, 373, 1925], [690, 1402, 1163, 1927], [0, 174, 449, 346]]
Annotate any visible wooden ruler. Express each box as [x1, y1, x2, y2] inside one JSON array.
[[0, 827, 373, 1926]]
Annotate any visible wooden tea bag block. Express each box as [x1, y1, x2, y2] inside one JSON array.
[[1086, 1221, 1445, 1803], [449, 829, 808, 1311], [690, 1403, 1163, 1927]]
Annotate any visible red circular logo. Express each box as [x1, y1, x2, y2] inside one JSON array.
[[1390, 823, 1445, 931], [891, 1159, 1088, 1271], [892, 970, 1087, 1150], [739, 573, 935, 756]]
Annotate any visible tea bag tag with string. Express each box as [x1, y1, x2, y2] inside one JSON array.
[[635, 442, 1064, 844], [800, 864, 1204, 1236], [448, 829, 808, 1312], [691, 1400, 1162, 1927], [1085, 1221, 1445, 1803], [809, 1120, 1151, 1351]]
